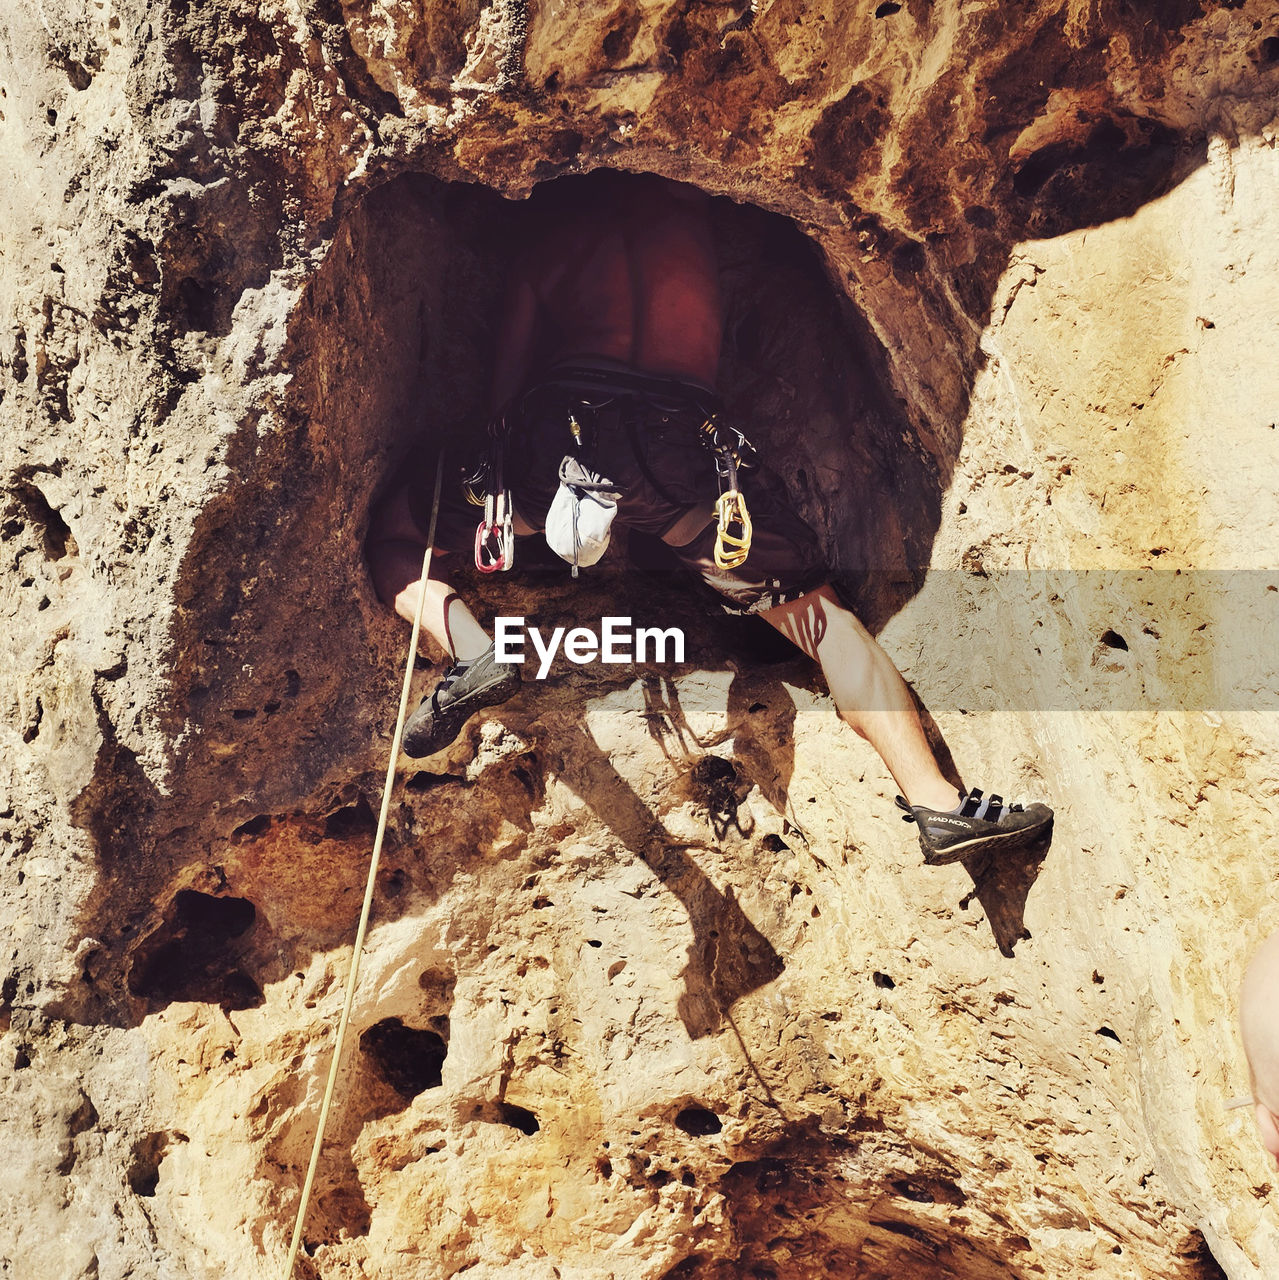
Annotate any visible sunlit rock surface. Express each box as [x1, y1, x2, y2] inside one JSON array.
[[1, 1, 1278, 1276]]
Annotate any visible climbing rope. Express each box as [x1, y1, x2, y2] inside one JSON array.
[[280, 453, 445, 1279]]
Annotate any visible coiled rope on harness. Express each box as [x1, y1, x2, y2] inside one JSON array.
[[279, 453, 445, 1280]]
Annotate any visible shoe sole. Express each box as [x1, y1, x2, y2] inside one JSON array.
[[920, 813, 1054, 866]]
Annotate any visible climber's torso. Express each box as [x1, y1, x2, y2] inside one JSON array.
[[498, 173, 723, 398]]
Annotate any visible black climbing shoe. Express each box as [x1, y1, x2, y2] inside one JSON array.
[[895, 788, 1053, 865], [402, 645, 521, 759]]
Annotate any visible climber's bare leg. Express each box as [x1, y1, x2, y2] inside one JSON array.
[[365, 486, 490, 661], [761, 585, 962, 811]]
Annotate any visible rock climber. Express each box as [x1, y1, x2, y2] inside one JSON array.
[[365, 170, 1052, 864], [1240, 930, 1279, 1169]]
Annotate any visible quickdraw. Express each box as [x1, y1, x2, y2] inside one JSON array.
[[474, 488, 514, 572], [702, 415, 755, 569], [714, 491, 752, 569], [468, 411, 516, 572], [712, 472, 752, 569]]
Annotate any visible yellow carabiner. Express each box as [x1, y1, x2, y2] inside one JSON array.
[[714, 489, 753, 569]]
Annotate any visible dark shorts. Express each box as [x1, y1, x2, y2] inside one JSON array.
[[409, 361, 827, 615]]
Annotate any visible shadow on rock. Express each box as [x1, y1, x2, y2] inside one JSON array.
[[959, 827, 1054, 959], [556, 723, 785, 1041], [667, 1116, 1025, 1280]]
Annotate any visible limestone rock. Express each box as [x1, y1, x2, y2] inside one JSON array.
[[2, 0, 1278, 1277]]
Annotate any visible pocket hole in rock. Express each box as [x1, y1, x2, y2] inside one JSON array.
[[128, 890, 261, 1008], [406, 771, 454, 793], [496, 1103, 539, 1135], [10, 481, 76, 560], [127, 1132, 177, 1197], [22, 697, 42, 744], [323, 795, 376, 839], [359, 1018, 447, 1098], [674, 1106, 723, 1136]]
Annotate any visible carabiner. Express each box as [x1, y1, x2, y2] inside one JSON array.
[[475, 519, 509, 572], [475, 490, 515, 572], [501, 500, 515, 570], [714, 489, 753, 569]]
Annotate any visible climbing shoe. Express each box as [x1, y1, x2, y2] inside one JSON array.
[[402, 645, 521, 759], [895, 788, 1053, 865]]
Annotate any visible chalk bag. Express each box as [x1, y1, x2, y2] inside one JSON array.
[[544, 455, 622, 577]]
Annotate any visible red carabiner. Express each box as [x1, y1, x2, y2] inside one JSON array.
[[475, 520, 508, 572]]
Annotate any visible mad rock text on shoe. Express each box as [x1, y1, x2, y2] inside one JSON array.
[[495, 616, 685, 680]]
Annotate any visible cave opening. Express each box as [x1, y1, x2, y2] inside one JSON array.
[[171, 165, 943, 808], [288, 166, 941, 663]]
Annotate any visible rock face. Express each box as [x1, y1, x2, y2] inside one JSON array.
[[2, 1, 1279, 1277]]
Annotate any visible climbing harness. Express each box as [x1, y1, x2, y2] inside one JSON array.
[[279, 454, 445, 1280], [467, 368, 761, 576], [552, 365, 758, 571]]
